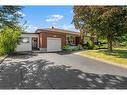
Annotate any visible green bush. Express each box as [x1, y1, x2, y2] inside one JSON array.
[[72, 45, 82, 51], [0, 47, 5, 56], [0, 27, 21, 54], [63, 45, 82, 52], [63, 45, 70, 51], [77, 44, 82, 50], [83, 45, 89, 49], [93, 45, 99, 50]]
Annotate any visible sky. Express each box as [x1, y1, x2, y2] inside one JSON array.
[[20, 6, 79, 32]]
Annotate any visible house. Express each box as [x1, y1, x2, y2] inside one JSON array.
[[16, 27, 81, 52]]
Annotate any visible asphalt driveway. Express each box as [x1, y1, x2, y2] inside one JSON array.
[[0, 52, 127, 89]]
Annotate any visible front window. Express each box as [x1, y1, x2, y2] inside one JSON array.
[[19, 37, 29, 43], [66, 35, 75, 46]]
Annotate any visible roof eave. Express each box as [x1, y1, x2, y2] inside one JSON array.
[[35, 29, 80, 35]]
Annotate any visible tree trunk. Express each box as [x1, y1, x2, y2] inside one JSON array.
[[80, 37, 84, 46], [80, 31, 84, 47], [90, 36, 95, 48], [107, 36, 113, 52]]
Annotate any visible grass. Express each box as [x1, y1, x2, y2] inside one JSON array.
[[80, 48, 127, 65]]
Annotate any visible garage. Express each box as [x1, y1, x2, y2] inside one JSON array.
[[47, 37, 61, 52]]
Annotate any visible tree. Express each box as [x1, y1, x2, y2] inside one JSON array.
[[0, 6, 23, 29], [73, 6, 101, 47], [116, 34, 127, 47], [98, 7, 127, 51], [73, 6, 127, 52], [0, 6, 23, 54]]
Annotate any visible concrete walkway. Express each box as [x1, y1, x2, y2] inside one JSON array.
[[0, 52, 127, 89]]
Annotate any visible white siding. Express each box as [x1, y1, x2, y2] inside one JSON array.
[[16, 33, 39, 52]]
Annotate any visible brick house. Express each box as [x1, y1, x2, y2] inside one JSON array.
[[16, 27, 81, 52]]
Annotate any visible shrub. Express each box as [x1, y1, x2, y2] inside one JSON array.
[[93, 45, 99, 50], [63, 45, 69, 50], [0, 47, 5, 56], [63, 45, 82, 52], [77, 44, 82, 50], [0, 27, 21, 54], [83, 45, 88, 49], [72, 45, 82, 51]]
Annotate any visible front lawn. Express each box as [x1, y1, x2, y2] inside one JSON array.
[[80, 48, 127, 65]]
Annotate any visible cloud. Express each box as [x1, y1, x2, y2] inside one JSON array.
[[25, 25, 38, 32], [46, 14, 63, 22], [15, 11, 26, 17], [62, 25, 74, 29], [70, 10, 73, 13], [61, 24, 79, 32], [33, 26, 38, 29]]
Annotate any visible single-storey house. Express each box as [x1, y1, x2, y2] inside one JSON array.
[[16, 27, 81, 52]]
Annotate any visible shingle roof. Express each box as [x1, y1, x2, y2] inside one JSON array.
[[36, 28, 80, 35]]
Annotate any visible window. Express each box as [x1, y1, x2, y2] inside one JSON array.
[[66, 36, 70, 44], [20, 37, 29, 43], [66, 35, 75, 46]]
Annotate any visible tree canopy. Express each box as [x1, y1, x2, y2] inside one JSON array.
[[0, 6, 23, 29], [73, 6, 127, 51]]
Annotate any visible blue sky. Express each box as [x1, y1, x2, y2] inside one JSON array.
[[20, 6, 79, 32]]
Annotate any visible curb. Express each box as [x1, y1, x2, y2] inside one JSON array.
[[0, 55, 8, 64], [74, 52, 127, 70]]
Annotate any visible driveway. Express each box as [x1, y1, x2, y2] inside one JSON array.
[[0, 52, 127, 89]]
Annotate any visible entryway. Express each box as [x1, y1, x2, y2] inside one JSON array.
[[32, 37, 38, 50]]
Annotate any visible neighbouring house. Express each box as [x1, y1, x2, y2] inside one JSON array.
[[16, 27, 81, 52]]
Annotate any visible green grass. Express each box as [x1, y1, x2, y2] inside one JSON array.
[[80, 48, 127, 65]]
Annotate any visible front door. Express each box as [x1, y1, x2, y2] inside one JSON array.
[[75, 37, 80, 45], [32, 37, 38, 50]]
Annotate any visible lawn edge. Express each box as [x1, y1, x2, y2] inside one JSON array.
[[74, 51, 127, 69], [0, 55, 8, 64]]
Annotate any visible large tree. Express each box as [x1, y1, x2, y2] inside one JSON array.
[[73, 6, 127, 51], [0, 6, 23, 54], [0, 6, 23, 29], [73, 6, 102, 47]]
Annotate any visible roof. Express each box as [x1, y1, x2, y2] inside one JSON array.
[[36, 28, 80, 35], [21, 31, 39, 34]]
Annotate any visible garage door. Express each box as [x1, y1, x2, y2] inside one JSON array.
[[47, 37, 62, 52]]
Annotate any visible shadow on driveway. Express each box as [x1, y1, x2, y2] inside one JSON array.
[[0, 57, 127, 89], [8, 52, 39, 59], [56, 51, 83, 55]]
